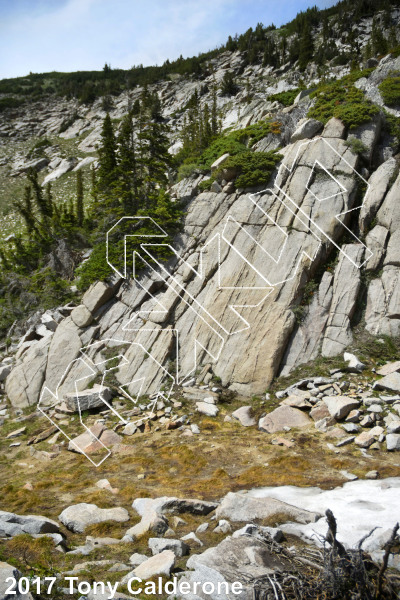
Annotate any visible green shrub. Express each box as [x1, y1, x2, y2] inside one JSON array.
[[379, 76, 400, 106], [0, 96, 24, 112], [268, 89, 301, 106], [216, 150, 282, 189], [198, 136, 246, 169], [196, 119, 281, 171], [308, 73, 379, 129], [199, 178, 213, 191], [177, 162, 198, 180], [344, 137, 368, 155]]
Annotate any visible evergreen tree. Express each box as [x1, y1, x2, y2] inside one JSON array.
[[211, 84, 219, 136], [97, 113, 118, 196], [220, 71, 238, 96], [76, 170, 84, 226], [115, 113, 140, 214], [298, 22, 314, 71], [371, 18, 388, 55]]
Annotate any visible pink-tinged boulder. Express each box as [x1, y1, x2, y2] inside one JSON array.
[[68, 423, 121, 455], [258, 406, 312, 433]]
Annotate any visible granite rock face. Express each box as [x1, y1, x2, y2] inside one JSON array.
[[4, 54, 400, 404]]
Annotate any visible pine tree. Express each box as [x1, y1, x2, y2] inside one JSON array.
[[76, 170, 84, 226], [298, 22, 314, 71], [97, 113, 118, 196], [116, 113, 140, 214], [220, 71, 238, 96], [138, 119, 171, 207], [14, 185, 37, 236], [211, 84, 218, 135], [371, 18, 388, 55]]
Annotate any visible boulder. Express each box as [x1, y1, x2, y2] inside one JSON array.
[[374, 372, 400, 394], [310, 402, 331, 421], [183, 534, 295, 598], [82, 281, 117, 314], [211, 153, 230, 172], [231, 406, 256, 426], [42, 157, 78, 185], [183, 388, 219, 402], [0, 562, 33, 599], [196, 402, 219, 416], [68, 423, 121, 455], [216, 491, 320, 523], [0, 511, 60, 538], [354, 426, 384, 448], [359, 158, 397, 233], [129, 553, 148, 566], [0, 364, 11, 381], [290, 118, 323, 142], [343, 352, 366, 373], [347, 113, 382, 162], [323, 396, 360, 420], [5, 336, 51, 408], [70, 305, 93, 328], [322, 117, 346, 139], [122, 550, 175, 582], [58, 503, 129, 533], [377, 361, 400, 376], [64, 384, 112, 412], [281, 395, 311, 409], [258, 405, 312, 433], [386, 434, 400, 451], [148, 537, 189, 557]]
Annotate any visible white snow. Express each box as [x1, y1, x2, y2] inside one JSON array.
[[248, 478, 400, 552]]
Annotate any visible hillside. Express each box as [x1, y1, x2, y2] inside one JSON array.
[[1, 0, 400, 598]]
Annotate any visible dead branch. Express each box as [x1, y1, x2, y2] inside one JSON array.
[[376, 522, 399, 599]]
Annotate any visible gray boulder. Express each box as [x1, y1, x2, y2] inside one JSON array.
[[347, 113, 382, 162], [148, 537, 190, 557], [42, 157, 78, 185], [122, 550, 175, 582], [323, 396, 360, 420], [64, 384, 112, 412], [58, 503, 129, 533], [196, 402, 219, 416], [231, 406, 256, 426], [82, 281, 118, 314], [290, 118, 323, 142], [0, 511, 60, 538], [374, 372, 400, 394], [386, 434, 400, 451], [0, 562, 33, 599], [183, 534, 296, 600], [322, 117, 346, 139]]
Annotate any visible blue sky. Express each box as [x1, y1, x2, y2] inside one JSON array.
[[0, 0, 337, 79]]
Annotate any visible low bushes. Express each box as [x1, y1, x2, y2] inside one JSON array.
[[379, 76, 400, 106]]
